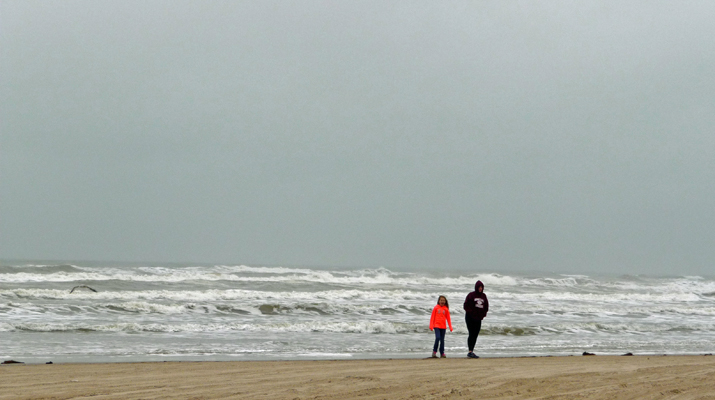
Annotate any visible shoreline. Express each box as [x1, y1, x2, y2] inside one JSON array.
[[3, 351, 714, 365], [2, 354, 714, 399]]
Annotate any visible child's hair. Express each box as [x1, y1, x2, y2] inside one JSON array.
[[437, 295, 449, 309]]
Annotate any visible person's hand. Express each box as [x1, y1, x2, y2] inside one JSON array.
[[429, 328, 433, 331], [450, 328, 453, 332]]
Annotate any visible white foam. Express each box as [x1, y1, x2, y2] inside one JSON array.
[[0, 320, 427, 334], [6, 318, 715, 335], [215, 265, 319, 275], [103, 301, 192, 314], [495, 290, 704, 303], [0, 267, 520, 288], [0, 288, 461, 302]]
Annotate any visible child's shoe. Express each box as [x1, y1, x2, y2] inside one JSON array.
[[467, 352, 479, 359], [431, 352, 438, 358], [440, 353, 446, 358]]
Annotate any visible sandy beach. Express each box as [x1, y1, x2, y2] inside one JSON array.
[[2, 355, 714, 399]]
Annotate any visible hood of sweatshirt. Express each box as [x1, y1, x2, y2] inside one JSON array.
[[475, 280, 484, 292]]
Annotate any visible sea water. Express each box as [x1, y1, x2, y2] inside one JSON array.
[[1, 261, 714, 363]]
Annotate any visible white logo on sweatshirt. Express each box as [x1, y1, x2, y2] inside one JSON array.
[[475, 298, 484, 308]]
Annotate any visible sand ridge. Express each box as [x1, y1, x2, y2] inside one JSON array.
[[2, 355, 715, 399]]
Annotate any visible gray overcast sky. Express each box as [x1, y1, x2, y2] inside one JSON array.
[[2, 1, 714, 274]]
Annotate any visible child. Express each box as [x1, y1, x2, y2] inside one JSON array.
[[429, 295, 453, 358]]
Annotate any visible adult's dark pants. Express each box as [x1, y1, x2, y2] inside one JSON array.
[[465, 315, 482, 352]]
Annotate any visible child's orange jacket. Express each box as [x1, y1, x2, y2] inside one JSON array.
[[429, 305, 453, 331]]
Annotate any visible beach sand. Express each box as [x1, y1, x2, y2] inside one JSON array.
[[2, 355, 714, 399]]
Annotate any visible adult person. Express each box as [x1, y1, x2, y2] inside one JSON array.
[[463, 280, 488, 359]]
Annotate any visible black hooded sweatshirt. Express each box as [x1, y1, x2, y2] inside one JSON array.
[[463, 280, 489, 320]]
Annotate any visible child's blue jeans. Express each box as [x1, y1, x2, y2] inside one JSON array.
[[432, 328, 446, 354]]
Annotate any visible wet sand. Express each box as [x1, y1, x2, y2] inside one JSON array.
[[2, 355, 714, 399]]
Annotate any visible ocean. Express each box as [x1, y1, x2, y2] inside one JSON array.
[[1, 261, 714, 363]]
